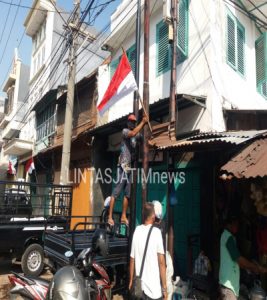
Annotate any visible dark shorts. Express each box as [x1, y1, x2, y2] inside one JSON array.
[[220, 285, 237, 300], [112, 166, 132, 199], [142, 293, 162, 300]]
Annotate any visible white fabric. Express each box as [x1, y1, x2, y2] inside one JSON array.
[[104, 196, 111, 207], [152, 200, 162, 219], [98, 71, 137, 115], [166, 251, 174, 300], [130, 224, 164, 299]]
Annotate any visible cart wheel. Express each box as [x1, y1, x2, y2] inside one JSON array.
[[21, 243, 44, 276]]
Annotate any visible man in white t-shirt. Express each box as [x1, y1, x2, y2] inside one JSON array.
[[129, 203, 167, 300]]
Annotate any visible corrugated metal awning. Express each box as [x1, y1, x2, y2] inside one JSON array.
[[220, 137, 267, 179], [151, 124, 267, 150]]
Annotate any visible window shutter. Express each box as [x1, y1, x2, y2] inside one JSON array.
[[177, 0, 188, 63], [255, 33, 266, 86], [262, 82, 267, 98], [227, 15, 236, 67], [237, 22, 245, 75], [110, 58, 120, 78], [126, 44, 136, 75], [157, 20, 170, 75]]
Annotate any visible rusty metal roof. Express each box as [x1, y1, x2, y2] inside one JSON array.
[[151, 124, 267, 150], [220, 137, 267, 179]]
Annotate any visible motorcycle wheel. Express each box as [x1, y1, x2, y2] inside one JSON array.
[[21, 243, 44, 276]]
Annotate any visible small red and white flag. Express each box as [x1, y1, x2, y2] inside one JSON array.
[[7, 160, 16, 175], [97, 52, 138, 114], [25, 157, 35, 175]]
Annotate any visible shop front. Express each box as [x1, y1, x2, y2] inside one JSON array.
[[219, 136, 267, 292]]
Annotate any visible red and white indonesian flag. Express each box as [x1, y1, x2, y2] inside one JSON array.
[[25, 157, 35, 175], [97, 52, 138, 114]]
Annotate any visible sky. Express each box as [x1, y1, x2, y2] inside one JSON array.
[[0, 0, 121, 98]]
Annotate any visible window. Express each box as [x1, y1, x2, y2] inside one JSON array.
[[109, 44, 136, 78], [226, 12, 245, 76], [32, 21, 46, 53], [156, 20, 170, 75], [156, 0, 189, 76], [4, 86, 15, 115], [255, 32, 267, 99], [126, 44, 136, 75], [36, 104, 56, 141], [177, 0, 189, 63], [110, 57, 119, 78]]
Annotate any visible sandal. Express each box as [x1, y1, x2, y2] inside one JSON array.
[[120, 219, 129, 226]]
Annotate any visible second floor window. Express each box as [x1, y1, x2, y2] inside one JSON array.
[[110, 44, 136, 78], [31, 21, 46, 78], [36, 104, 56, 141], [33, 21, 46, 53], [226, 12, 245, 76], [156, 0, 189, 76], [255, 32, 267, 99]]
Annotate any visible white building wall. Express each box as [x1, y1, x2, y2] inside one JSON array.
[[216, 1, 267, 110], [98, 0, 267, 132]]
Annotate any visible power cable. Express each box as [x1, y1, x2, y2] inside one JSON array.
[[6, 0, 131, 136], [0, 0, 13, 47], [49, 0, 70, 30], [76, 1, 138, 73], [0, 28, 25, 89], [0, 0, 69, 14], [13, 1, 90, 130], [5, 30, 70, 129], [4, 2, 80, 129], [0, 0, 22, 67], [224, 0, 267, 29]]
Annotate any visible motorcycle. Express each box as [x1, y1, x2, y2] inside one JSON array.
[[9, 228, 111, 300], [8, 271, 49, 300]]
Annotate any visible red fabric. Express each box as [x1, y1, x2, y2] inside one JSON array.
[[97, 53, 132, 111], [257, 226, 267, 255], [7, 161, 16, 175], [25, 157, 34, 174]]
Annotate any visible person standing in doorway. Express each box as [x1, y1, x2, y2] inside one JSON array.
[[219, 216, 267, 299], [108, 114, 147, 226], [129, 202, 167, 300]]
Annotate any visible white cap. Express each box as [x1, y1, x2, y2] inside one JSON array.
[[104, 196, 111, 208], [152, 200, 162, 219]]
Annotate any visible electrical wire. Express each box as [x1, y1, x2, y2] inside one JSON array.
[[0, 0, 22, 67], [0, 28, 25, 89], [224, 0, 267, 30], [49, 0, 70, 30], [0, 0, 69, 14], [4, 13, 76, 130], [13, 0, 92, 131], [76, 0, 138, 66], [0, 0, 13, 47], [5, 0, 134, 136]]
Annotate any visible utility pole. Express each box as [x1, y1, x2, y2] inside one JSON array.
[[60, 0, 80, 184], [130, 0, 141, 238], [167, 0, 178, 260], [142, 0, 150, 214]]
